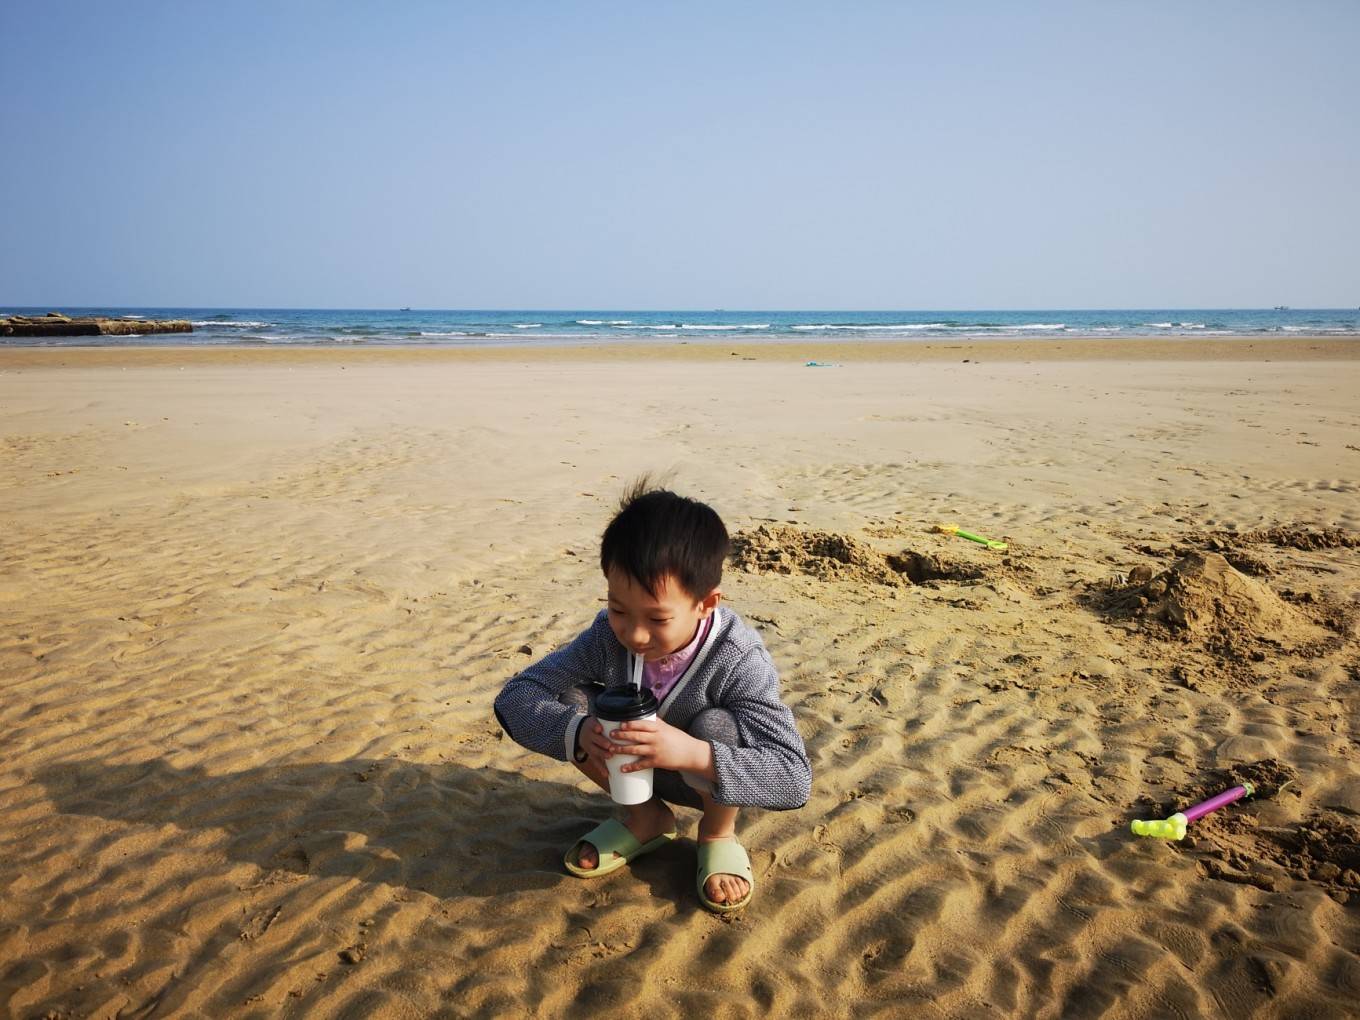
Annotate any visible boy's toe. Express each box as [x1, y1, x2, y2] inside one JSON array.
[[697, 837, 753, 911], [705, 874, 749, 903], [576, 841, 599, 870]]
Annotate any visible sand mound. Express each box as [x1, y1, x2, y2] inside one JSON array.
[[1191, 811, 1360, 898], [730, 525, 906, 585], [1183, 522, 1359, 574], [1106, 551, 1327, 651], [1241, 525, 1360, 551], [1135, 760, 1298, 819], [1192, 536, 1274, 576], [1222, 758, 1300, 799], [728, 524, 982, 586], [1143, 761, 1360, 900], [1278, 816, 1360, 884]]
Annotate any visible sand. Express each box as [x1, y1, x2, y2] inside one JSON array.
[[1, 341, 1357, 1018]]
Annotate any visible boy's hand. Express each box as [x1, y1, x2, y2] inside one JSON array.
[[576, 715, 615, 767], [606, 718, 704, 774]]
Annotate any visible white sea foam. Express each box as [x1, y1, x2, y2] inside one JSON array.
[[792, 323, 947, 331], [192, 320, 271, 328], [787, 322, 1070, 332], [419, 331, 470, 337], [513, 323, 542, 328], [473, 332, 589, 340], [619, 322, 770, 331], [1144, 322, 1174, 328], [680, 323, 771, 331], [1179, 322, 1206, 329], [577, 319, 634, 326]]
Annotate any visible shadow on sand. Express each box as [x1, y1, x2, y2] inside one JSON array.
[[32, 755, 692, 903]]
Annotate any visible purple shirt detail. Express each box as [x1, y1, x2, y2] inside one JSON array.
[[642, 614, 713, 703]]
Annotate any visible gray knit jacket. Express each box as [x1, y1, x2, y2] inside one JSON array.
[[493, 607, 812, 810]]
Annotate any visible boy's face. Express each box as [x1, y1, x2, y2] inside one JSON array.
[[605, 567, 721, 661]]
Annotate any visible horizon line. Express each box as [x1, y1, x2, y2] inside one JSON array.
[[4, 304, 1352, 313]]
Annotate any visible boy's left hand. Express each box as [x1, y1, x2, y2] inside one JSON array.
[[606, 718, 702, 773]]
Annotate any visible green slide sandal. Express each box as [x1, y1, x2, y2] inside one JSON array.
[[696, 836, 755, 913], [563, 818, 678, 878]]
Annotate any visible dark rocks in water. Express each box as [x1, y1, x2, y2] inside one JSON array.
[[1, 314, 192, 337]]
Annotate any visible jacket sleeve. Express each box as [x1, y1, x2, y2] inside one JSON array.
[[493, 612, 609, 762], [707, 645, 812, 810]]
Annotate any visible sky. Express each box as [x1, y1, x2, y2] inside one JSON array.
[[2, 2, 1357, 310]]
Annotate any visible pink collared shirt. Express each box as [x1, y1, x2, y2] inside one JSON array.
[[642, 613, 713, 703]]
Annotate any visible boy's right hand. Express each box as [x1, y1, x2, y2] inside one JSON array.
[[576, 715, 614, 766]]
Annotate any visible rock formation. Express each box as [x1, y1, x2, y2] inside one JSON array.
[[1, 312, 192, 337]]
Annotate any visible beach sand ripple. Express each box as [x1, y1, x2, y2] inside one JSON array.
[[1, 352, 1357, 1017]]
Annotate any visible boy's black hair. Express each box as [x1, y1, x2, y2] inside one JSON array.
[[600, 478, 729, 600]]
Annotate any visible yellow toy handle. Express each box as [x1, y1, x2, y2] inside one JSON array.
[[1130, 812, 1188, 840], [934, 523, 1008, 551]]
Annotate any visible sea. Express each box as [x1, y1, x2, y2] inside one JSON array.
[[4, 307, 1359, 347]]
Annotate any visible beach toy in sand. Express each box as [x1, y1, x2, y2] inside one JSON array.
[[934, 523, 1008, 551], [1130, 782, 1255, 840]]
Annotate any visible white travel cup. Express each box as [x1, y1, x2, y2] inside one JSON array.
[[595, 677, 659, 805]]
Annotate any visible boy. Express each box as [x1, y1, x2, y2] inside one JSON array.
[[493, 481, 812, 913]]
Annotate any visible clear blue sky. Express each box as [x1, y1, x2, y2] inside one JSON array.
[[3, 2, 1357, 309]]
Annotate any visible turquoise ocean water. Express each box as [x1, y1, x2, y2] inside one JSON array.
[[4, 307, 1358, 347]]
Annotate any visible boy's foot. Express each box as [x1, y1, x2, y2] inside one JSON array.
[[698, 834, 751, 906], [574, 799, 676, 871]]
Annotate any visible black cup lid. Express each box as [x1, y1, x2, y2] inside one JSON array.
[[595, 685, 658, 721]]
